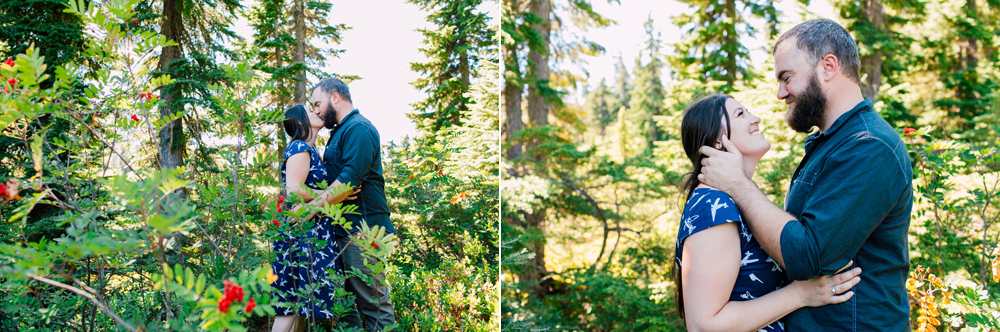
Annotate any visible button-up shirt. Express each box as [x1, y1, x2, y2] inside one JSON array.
[[780, 99, 912, 331], [323, 109, 395, 236]]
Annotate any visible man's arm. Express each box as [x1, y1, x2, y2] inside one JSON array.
[[697, 136, 795, 268], [701, 135, 905, 280]]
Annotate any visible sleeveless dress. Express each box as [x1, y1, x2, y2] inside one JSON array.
[[675, 188, 787, 331], [272, 140, 345, 318]]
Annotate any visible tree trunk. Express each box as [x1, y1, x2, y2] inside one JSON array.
[[157, 0, 185, 172], [501, 0, 523, 162], [724, 0, 737, 86], [275, 19, 287, 169], [860, 0, 884, 102], [526, 0, 550, 132], [293, 0, 306, 104], [523, 0, 551, 297]]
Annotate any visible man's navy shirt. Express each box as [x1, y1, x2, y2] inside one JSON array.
[[780, 99, 912, 331], [323, 109, 395, 237]]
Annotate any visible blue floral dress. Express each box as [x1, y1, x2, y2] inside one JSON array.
[[675, 188, 787, 331], [272, 140, 344, 318]]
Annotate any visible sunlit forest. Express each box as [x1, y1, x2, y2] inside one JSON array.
[[0, 0, 498, 331], [501, 0, 1000, 330]]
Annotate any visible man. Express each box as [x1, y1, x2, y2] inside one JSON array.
[[308, 77, 396, 330], [698, 19, 912, 331]]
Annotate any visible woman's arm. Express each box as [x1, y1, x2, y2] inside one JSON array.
[[305, 179, 358, 208], [284, 151, 316, 203], [681, 223, 861, 332]]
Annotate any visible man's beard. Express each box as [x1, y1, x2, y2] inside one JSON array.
[[322, 104, 338, 129], [785, 72, 827, 133]]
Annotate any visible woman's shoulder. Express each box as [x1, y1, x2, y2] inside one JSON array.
[[285, 140, 313, 157], [685, 187, 737, 211], [679, 188, 741, 239]]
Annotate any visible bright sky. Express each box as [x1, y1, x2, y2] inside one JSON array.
[[565, 0, 836, 103], [235, 0, 498, 145]]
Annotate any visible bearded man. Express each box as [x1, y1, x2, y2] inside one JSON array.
[[697, 19, 913, 331]]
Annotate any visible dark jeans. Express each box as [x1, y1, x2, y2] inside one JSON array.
[[337, 234, 395, 331]]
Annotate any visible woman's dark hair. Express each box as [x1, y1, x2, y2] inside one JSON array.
[[673, 93, 733, 321], [282, 104, 311, 142]]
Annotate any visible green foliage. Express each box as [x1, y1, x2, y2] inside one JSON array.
[[408, 0, 495, 135], [669, 0, 779, 92], [0, 0, 498, 330]]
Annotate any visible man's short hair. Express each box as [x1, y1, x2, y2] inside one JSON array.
[[313, 77, 353, 103], [773, 19, 861, 85]]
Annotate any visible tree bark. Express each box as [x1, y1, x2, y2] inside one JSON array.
[[501, 0, 523, 162], [293, 0, 306, 104], [157, 0, 185, 172], [724, 0, 737, 86], [523, 0, 551, 297], [860, 0, 885, 102]]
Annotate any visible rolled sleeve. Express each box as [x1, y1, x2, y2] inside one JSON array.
[[336, 124, 377, 187], [780, 138, 906, 280]]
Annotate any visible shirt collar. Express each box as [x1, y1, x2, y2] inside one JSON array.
[[332, 109, 360, 130], [806, 98, 873, 142]]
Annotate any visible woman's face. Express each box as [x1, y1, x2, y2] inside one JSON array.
[[721, 98, 770, 159], [307, 108, 324, 129]]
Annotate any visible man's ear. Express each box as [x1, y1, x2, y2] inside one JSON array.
[[821, 54, 839, 82]]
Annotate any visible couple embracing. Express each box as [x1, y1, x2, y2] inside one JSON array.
[[674, 19, 913, 331], [271, 78, 396, 331]]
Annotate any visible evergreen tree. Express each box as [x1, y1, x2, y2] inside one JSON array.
[[246, 0, 353, 157], [612, 53, 630, 112], [155, 0, 242, 171], [919, 0, 999, 140], [0, 0, 86, 89], [408, 0, 494, 136], [450, 57, 500, 177], [583, 78, 614, 136], [670, 0, 779, 92], [628, 17, 667, 150]]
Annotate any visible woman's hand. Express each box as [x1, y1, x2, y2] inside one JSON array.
[[289, 186, 362, 221], [792, 260, 862, 308]]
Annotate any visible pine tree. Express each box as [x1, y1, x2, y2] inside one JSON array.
[[670, 0, 779, 92], [450, 57, 500, 177], [247, 0, 353, 155], [0, 0, 86, 89], [628, 17, 667, 150], [921, 0, 999, 140], [408, 0, 494, 136], [502, 0, 532, 162], [612, 53, 630, 112], [155, 0, 242, 171], [583, 78, 614, 137]]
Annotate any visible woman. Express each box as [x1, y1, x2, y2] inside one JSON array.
[[273, 104, 357, 332], [674, 94, 862, 331]]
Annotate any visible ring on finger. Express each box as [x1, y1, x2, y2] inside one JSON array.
[[831, 286, 836, 294]]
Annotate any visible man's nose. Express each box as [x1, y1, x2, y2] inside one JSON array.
[[777, 85, 789, 100]]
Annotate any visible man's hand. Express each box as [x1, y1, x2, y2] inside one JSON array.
[[697, 135, 750, 193], [289, 187, 361, 221]]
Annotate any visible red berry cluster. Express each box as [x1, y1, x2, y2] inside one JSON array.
[[0, 179, 20, 202], [140, 92, 158, 101], [219, 280, 254, 314], [272, 196, 285, 227], [904, 128, 916, 136], [3, 57, 13, 67], [131, 114, 140, 121]]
